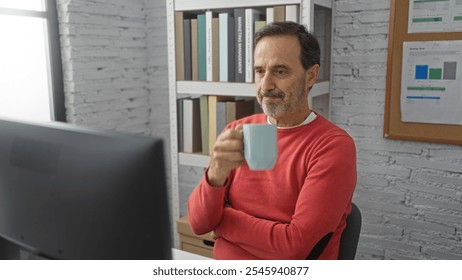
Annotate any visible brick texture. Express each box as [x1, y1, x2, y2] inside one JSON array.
[[333, 0, 462, 259]]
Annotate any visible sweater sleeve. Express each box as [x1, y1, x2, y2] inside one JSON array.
[[187, 169, 232, 235], [215, 135, 357, 259]]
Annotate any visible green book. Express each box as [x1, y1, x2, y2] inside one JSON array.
[[199, 95, 209, 155], [197, 14, 206, 81], [255, 20, 266, 33]]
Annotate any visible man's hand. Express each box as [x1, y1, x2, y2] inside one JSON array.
[[206, 124, 245, 186]]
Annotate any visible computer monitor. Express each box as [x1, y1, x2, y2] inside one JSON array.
[[0, 118, 171, 260]]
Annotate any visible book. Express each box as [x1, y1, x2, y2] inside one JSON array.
[[212, 17, 219, 82], [285, 5, 300, 23], [191, 18, 198, 81], [274, 6, 285, 22], [226, 98, 255, 124], [183, 97, 202, 153], [197, 14, 206, 81], [216, 100, 227, 135], [205, 11, 219, 81], [177, 98, 184, 152], [183, 18, 192, 80], [208, 95, 234, 154], [266, 7, 274, 24], [234, 8, 246, 83], [245, 8, 264, 83], [255, 20, 266, 33], [175, 12, 185, 81], [219, 13, 235, 82], [199, 95, 209, 155]]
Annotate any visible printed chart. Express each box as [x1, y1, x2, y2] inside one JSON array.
[[408, 0, 462, 33], [401, 41, 462, 125]]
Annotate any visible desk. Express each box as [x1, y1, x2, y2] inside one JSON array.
[[172, 248, 211, 260]]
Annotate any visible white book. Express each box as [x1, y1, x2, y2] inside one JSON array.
[[205, 11, 217, 82], [285, 5, 299, 23], [183, 98, 201, 153], [266, 7, 274, 24], [245, 8, 264, 83], [219, 13, 234, 82]]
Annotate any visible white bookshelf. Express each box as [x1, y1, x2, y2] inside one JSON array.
[[166, 0, 333, 247]]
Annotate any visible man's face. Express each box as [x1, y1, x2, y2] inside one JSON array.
[[254, 35, 318, 125]]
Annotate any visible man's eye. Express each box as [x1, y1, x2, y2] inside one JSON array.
[[276, 70, 286, 75]]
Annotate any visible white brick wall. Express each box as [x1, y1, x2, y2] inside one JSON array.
[[57, 0, 152, 135], [57, 0, 174, 230], [333, 0, 462, 259]]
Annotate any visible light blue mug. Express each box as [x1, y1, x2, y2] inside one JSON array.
[[243, 124, 277, 170]]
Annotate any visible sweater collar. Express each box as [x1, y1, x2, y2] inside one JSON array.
[[267, 111, 317, 129]]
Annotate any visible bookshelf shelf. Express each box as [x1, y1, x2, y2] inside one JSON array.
[[176, 80, 329, 97], [174, 0, 301, 12], [174, 0, 331, 11]]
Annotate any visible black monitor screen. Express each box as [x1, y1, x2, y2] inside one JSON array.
[[0, 118, 171, 260]]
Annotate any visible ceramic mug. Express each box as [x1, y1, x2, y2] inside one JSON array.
[[243, 124, 277, 170]]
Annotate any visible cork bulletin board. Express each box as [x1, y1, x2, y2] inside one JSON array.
[[384, 0, 462, 145]]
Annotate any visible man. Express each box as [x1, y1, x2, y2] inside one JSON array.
[[188, 22, 357, 260]]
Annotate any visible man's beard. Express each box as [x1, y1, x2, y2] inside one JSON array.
[[258, 80, 307, 119]]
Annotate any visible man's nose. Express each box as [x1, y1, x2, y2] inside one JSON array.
[[259, 73, 275, 93]]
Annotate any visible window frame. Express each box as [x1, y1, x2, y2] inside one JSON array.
[[0, 0, 65, 122]]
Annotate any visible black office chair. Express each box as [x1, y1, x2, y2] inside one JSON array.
[[306, 202, 362, 260], [338, 202, 362, 260]]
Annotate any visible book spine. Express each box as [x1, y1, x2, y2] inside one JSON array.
[[227, 15, 235, 82], [199, 95, 209, 155], [219, 13, 228, 82], [216, 101, 227, 135], [226, 100, 236, 125], [206, 11, 213, 81], [234, 8, 246, 83], [220, 13, 235, 82], [183, 98, 202, 153], [274, 6, 285, 22], [245, 9, 264, 83], [177, 98, 184, 152], [208, 95, 218, 154], [212, 17, 219, 82], [183, 18, 192, 80], [285, 5, 300, 23], [191, 19, 198, 81], [255, 20, 266, 33], [266, 7, 274, 24], [175, 12, 185, 81], [192, 97, 202, 152], [197, 14, 206, 81], [182, 98, 193, 152]]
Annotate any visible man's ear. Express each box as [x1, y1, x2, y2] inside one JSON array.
[[305, 64, 320, 88]]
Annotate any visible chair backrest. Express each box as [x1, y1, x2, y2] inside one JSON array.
[[337, 202, 362, 260]]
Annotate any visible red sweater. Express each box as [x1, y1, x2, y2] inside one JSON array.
[[188, 113, 357, 259]]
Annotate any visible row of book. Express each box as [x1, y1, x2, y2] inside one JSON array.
[[178, 96, 261, 155], [175, 5, 300, 83]]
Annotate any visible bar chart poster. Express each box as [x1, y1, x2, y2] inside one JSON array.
[[401, 40, 462, 125], [408, 0, 462, 33]]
